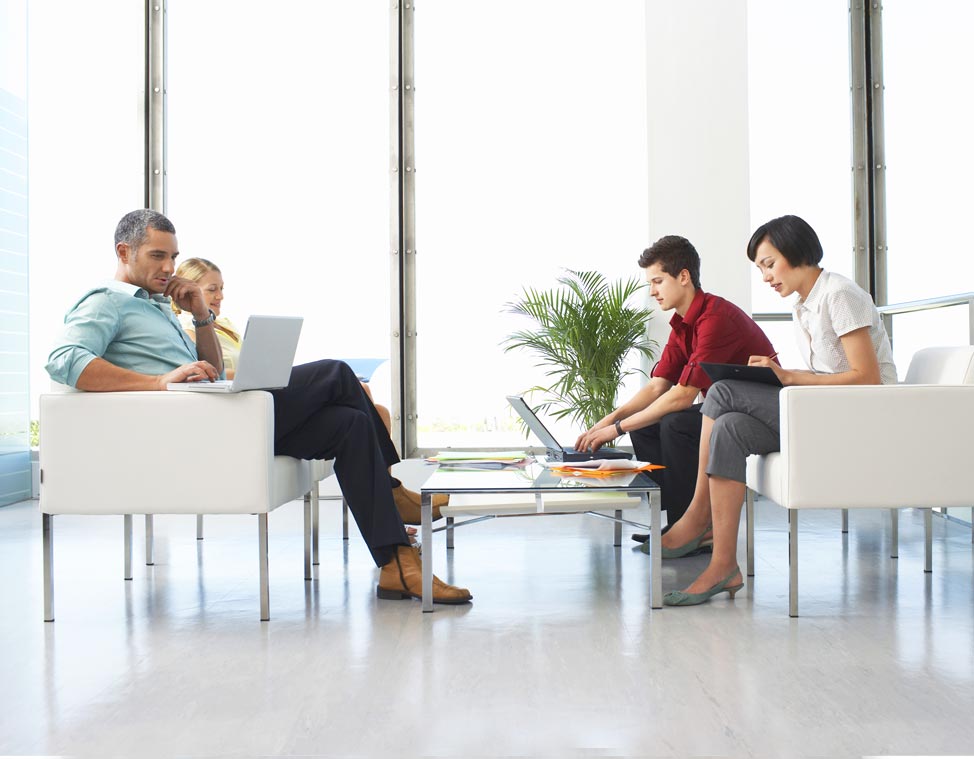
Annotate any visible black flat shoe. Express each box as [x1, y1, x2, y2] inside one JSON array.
[[631, 523, 672, 543]]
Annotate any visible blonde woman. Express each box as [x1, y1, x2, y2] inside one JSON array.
[[171, 258, 243, 378], [171, 258, 393, 433]]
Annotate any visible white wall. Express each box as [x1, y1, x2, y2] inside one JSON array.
[[645, 0, 751, 333]]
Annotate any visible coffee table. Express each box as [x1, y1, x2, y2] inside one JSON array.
[[419, 461, 662, 611]]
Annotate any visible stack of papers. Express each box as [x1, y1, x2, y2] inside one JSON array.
[[425, 451, 530, 469], [546, 459, 665, 477]]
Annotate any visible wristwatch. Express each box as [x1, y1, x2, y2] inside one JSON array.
[[192, 309, 216, 328], [614, 420, 624, 437]]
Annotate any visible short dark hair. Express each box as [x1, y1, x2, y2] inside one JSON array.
[[747, 215, 823, 267], [637, 235, 701, 289], [114, 209, 176, 252]]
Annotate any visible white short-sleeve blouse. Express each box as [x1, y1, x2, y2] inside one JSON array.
[[792, 270, 897, 384]]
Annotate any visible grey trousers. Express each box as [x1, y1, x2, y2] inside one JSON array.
[[701, 380, 782, 483]]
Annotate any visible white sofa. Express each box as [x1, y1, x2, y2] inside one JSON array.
[[39, 390, 328, 621], [744, 346, 974, 616]]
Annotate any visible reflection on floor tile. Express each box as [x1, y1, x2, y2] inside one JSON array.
[[1, 460, 973, 756]]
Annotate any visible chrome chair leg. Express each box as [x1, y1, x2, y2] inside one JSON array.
[[745, 489, 755, 577], [342, 497, 349, 541], [43, 513, 54, 622], [124, 514, 133, 580], [446, 516, 455, 550], [259, 514, 270, 621], [145, 514, 154, 566], [614, 509, 622, 546], [303, 493, 312, 581], [841, 508, 849, 534], [311, 487, 320, 566], [924, 508, 933, 573], [197, 514, 204, 540], [890, 508, 898, 559], [788, 510, 798, 618]]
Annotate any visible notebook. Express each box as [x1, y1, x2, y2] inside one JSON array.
[[699, 362, 782, 387], [167, 315, 303, 393], [506, 395, 633, 462]]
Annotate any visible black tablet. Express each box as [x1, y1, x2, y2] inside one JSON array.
[[699, 362, 782, 387]]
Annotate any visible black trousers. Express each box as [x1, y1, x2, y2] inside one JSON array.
[[270, 359, 409, 567], [627, 404, 703, 524]]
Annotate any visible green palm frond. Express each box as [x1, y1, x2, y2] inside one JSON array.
[[502, 269, 658, 433]]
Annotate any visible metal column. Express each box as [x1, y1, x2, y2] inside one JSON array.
[[391, 1, 417, 457], [145, 0, 167, 211], [849, 1, 887, 308]]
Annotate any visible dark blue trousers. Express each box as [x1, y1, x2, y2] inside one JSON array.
[[271, 359, 409, 566], [627, 403, 703, 524]]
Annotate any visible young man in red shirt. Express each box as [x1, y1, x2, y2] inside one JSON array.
[[575, 235, 775, 549]]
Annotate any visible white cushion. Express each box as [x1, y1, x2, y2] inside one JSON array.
[[40, 390, 309, 515], [747, 383, 974, 510]]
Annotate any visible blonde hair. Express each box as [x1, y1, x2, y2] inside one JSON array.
[[172, 257, 240, 343]]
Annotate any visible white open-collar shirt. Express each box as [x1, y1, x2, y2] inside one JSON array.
[[792, 270, 898, 384]]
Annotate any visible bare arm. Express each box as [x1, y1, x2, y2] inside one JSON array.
[[748, 326, 881, 386], [75, 357, 220, 392], [575, 378, 700, 453], [182, 325, 233, 379], [165, 276, 224, 375]]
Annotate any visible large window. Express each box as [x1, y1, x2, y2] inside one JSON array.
[[884, 1, 974, 307], [414, 1, 650, 449], [882, 1, 974, 387], [746, 1, 855, 369], [167, 2, 391, 401], [0, 0, 30, 504], [28, 1, 145, 421]]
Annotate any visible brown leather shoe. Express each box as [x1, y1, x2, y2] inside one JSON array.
[[392, 484, 448, 525], [377, 545, 472, 604]]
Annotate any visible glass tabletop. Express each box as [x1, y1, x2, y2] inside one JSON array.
[[420, 461, 660, 494]]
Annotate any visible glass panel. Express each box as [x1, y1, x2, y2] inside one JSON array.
[[414, 1, 649, 450], [751, 319, 802, 373], [167, 2, 390, 397], [888, 306, 971, 382], [884, 1, 974, 305], [747, 1, 855, 314], [0, 0, 30, 502], [28, 0, 145, 420]]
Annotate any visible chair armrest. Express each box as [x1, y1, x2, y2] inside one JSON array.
[[40, 391, 279, 515], [778, 384, 974, 509]]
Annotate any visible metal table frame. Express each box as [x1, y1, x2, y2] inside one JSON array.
[[420, 478, 662, 612]]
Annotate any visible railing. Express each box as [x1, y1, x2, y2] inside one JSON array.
[[754, 291, 974, 346]]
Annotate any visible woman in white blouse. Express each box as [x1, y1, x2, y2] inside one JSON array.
[[659, 214, 896, 606]]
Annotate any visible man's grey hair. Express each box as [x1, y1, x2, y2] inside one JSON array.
[[114, 209, 176, 252]]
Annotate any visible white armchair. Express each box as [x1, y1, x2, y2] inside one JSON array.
[[744, 346, 974, 616], [39, 389, 319, 621]]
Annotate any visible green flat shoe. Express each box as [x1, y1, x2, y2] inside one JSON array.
[[639, 526, 713, 558], [663, 566, 744, 607]]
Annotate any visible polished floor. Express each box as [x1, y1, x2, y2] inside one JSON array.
[[2, 462, 974, 757]]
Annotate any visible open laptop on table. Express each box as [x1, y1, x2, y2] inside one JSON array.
[[506, 395, 633, 462], [167, 315, 303, 393]]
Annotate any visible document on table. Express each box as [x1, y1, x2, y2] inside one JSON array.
[[425, 451, 531, 469]]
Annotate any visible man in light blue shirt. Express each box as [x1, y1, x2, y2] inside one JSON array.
[[45, 209, 471, 605], [47, 211, 223, 389]]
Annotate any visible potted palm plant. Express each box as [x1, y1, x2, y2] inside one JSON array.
[[502, 269, 657, 436]]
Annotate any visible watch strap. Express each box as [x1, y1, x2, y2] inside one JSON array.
[[192, 309, 216, 328]]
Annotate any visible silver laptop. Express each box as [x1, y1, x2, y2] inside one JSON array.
[[167, 315, 303, 393], [506, 395, 632, 462]]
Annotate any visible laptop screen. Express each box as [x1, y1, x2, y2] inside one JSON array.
[[506, 395, 562, 450]]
